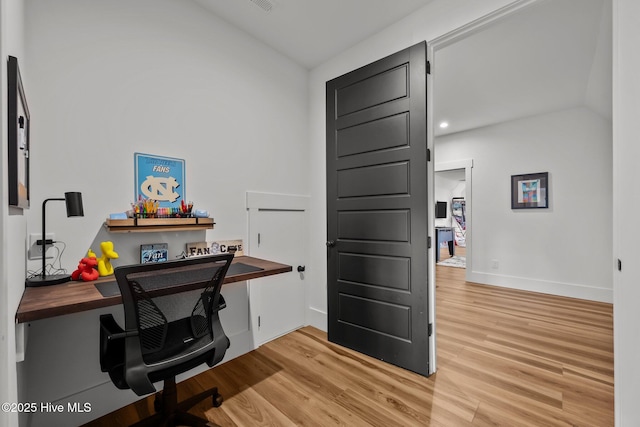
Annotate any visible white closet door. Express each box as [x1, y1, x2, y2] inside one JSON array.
[[247, 193, 308, 346]]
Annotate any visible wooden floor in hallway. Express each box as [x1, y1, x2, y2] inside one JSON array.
[[85, 263, 613, 426]]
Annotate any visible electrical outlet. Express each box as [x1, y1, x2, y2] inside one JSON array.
[[491, 259, 499, 269], [28, 233, 55, 260]]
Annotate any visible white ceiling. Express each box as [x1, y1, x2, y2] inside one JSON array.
[[434, 0, 612, 136], [192, 0, 611, 137], [192, 0, 434, 69]]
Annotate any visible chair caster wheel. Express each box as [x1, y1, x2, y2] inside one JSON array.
[[213, 394, 223, 408]]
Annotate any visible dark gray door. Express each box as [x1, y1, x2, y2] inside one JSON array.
[[326, 42, 430, 375]]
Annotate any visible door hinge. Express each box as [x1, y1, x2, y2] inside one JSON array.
[[258, 315, 261, 328], [428, 323, 433, 337], [427, 148, 431, 162], [426, 60, 431, 75], [428, 236, 432, 249], [618, 259, 622, 271]]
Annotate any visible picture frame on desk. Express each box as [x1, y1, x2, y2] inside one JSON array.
[[186, 240, 244, 258], [7, 56, 30, 209], [140, 243, 169, 263]]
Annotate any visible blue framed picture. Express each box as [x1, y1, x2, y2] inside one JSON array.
[[134, 153, 185, 208]]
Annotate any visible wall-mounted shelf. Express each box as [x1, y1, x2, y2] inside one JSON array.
[[104, 217, 214, 233]]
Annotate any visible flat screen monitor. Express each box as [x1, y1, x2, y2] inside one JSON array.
[[435, 201, 447, 219]]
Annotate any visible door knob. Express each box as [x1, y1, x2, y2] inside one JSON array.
[[297, 265, 305, 272], [326, 240, 336, 248]]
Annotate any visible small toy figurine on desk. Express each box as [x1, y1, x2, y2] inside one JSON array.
[[97, 241, 119, 276], [71, 253, 99, 282]]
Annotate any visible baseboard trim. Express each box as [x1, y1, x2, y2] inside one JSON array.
[[307, 307, 327, 332], [468, 270, 613, 303]]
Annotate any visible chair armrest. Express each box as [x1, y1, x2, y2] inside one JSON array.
[[107, 330, 139, 340], [99, 314, 128, 373], [100, 313, 124, 335], [100, 314, 138, 340]]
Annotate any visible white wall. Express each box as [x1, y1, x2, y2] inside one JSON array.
[[436, 107, 612, 301], [0, 0, 27, 426], [25, 0, 309, 262], [19, 0, 309, 425], [613, 0, 640, 425]]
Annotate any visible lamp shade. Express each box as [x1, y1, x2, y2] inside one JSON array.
[[64, 192, 84, 217]]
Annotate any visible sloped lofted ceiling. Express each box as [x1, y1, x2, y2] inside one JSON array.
[[191, 0, 611, 137], [192, 0, 434, 69], [434, 0, 612, 136]]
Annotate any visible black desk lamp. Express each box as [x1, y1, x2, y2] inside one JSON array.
[[26, 192, 84, 287]]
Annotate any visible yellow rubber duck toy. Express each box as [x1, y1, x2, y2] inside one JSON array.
[[97, 241, 119, 276]]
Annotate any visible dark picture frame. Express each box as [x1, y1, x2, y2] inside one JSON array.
[[511, 172, 548, 209], [435, 201, 448, 218], [8, 55, 30, 209]]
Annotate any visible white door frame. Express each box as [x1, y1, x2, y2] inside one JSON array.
[[426, 0, 543, 374]]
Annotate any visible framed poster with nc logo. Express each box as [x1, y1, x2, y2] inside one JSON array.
[[8, 56, 30, 209], [134, 153, 185, 209]]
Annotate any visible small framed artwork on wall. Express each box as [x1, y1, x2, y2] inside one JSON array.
[[7, 55, 30, 209], [511, 172, 548, 209]]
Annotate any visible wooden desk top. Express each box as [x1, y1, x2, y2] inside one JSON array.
[[16, 256, 291, 323]]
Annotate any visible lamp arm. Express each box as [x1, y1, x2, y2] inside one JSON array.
[[40, 198, 65, 278]]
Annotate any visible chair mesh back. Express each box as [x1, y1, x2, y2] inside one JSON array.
[[117, 256, 231, 365], [190, 267, 224, 338], [130, 280, 168, 354], [190, 291, 210, 339]]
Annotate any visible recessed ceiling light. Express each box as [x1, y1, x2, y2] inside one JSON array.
[[439, 122, 449, 129]]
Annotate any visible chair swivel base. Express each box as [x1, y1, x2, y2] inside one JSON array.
[[131, 377, 222, 427]]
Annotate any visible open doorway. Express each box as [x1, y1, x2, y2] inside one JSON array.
[[427, 0, 611, 376], [435, 168, 467, 269], [428, 0, 610, 293]]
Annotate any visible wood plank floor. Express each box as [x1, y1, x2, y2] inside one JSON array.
[[84, 263, 613, 426]]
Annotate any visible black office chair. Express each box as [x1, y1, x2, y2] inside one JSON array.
[[99, 253, 234, 427]]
